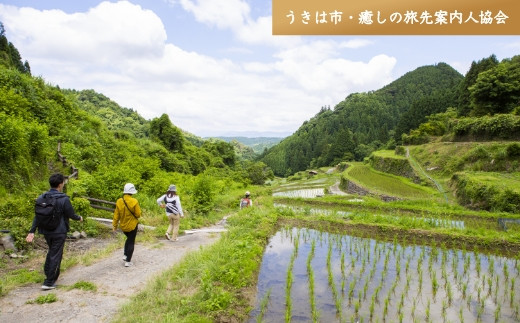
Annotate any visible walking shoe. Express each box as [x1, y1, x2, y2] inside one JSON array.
[[172, 238, 179, 242], [165, 233, 171, 240], [122, 256, 127, 261], [124, 261, 133, 267], [41, 285, 56, 290]]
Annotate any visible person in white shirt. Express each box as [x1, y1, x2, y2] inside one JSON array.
[[157, 184, 184, 241]]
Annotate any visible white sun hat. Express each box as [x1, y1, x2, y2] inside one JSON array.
[[123, 183, 137, 195]]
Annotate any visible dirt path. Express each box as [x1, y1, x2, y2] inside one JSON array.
[[329, 181, 348, 196], [0, 223, 226, 323]]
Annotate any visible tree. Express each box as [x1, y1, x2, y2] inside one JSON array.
[[469, 56, 520, 115], [149, 114, 184, 152], [244, 161, 274, 185], [457, 55, 499, 116]]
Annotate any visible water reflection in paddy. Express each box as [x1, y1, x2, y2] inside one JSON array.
[[274, 203, 465, 230], [249, 227, 520, 323], [273, 188, 325, 198]]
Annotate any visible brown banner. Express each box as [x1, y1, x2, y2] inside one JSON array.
[[273, 0, 519, 35]]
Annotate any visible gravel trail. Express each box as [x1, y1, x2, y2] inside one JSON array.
[[0, 224, 226, 323]]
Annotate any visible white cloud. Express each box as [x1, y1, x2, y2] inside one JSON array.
[[1, 2, 166, 63], [178, 0, 249, 30], [0, 1, 398, 137], [274, 42, 396, 96]]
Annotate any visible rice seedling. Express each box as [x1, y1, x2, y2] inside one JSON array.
[[476, 254, 481, 277], [348, 280, 355, 301], [326, 242, 343, 320], [354, 299, 361, 315], [442, 299, 448, 322], [431, 272, 439, 298], [405, 255, 411, 275], [495, 303, 501, 323], [411, 299, 416, 319], [489, 257, 495, 277], [391, 279, 398, 296], [306, 239, 318, 323], [446, 280, 453, 305], [285, 243, 297, 323], [257, 289, 272, 323], [396, 255, 402, 277], [477, 299, 485, 321], [425, 300, 431, 323], [340, 252, 345, 278], [383, 296, 389, 319], [463, 254, 471, 276], [459, 306, 464, 323], [417, 270, 423, 293], [374, 284, 382, 302], [363, 279, 369, 300]]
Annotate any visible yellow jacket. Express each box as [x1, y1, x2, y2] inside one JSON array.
[[113, 194, 141, 232]]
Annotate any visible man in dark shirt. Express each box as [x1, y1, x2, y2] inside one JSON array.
[[26, 173, 83, 290]]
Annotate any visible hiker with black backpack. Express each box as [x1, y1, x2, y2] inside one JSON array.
[[113, 183, 141, 267], [156, 184, 184, 242], [26, 173, 83, 290]]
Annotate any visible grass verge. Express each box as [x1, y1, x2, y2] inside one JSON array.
[[112, 205, 279, 323]]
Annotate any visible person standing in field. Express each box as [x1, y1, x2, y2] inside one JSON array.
[[26, 173, 83, 290], [240, 191, 253, 209], [157, 184, 184, 241], [113, 183, 141, 267]]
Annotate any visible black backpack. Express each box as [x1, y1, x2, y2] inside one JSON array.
[[164, 196, 179, 214], [35, 193, 64, 231]]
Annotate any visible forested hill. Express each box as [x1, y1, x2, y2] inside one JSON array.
[[207, 137, 283, 153], [0, 32, 275, 194], [259, 63, 464, 176]]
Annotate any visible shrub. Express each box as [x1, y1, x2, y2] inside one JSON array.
[[0, 196, 34, 249], [395, 146, 406, 156], [506, 142, 520, 158], [191, 174, 215, 215]]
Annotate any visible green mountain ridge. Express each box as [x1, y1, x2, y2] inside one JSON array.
[[206, 136, 283, 154], [260, 62, 464, 176]]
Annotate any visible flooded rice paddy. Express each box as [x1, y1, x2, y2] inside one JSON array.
[[273, 188, 326, 198], [249, 227, 520, 323], [274, 203, 466, 230]]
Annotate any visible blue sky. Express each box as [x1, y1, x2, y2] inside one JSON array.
[[1, 0, 519, 137]]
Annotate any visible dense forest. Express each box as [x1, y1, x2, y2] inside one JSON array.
[[260, 55, 520, 176]]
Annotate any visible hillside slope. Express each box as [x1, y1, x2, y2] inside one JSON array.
[[260, 63, 463, 176]]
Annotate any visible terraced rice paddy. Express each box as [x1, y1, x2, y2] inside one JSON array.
[[274, 203, 465, 230], [273, 188, 325, 198], [249, 227, 520, 323]]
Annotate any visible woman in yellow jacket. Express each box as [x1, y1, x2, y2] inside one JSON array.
[[113, 183, 141, 267]]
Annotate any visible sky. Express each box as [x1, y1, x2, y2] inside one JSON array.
[[0, 0, 519, 137]]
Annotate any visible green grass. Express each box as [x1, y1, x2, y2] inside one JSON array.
[[112, 204, 278, 323], [26, 293, 58, 304], [345, 164, 442, 200], [371, 150, 407, 159], [467, 172, 520, 190], [0, 268, 43, 297], [68, 280, 97, 292]]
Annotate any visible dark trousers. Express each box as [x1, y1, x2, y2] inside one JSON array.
[[123, 225, 138, 261], [43, 233, 67, 286]]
